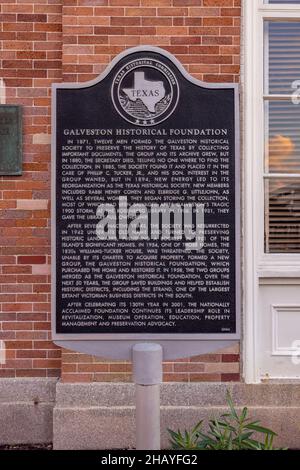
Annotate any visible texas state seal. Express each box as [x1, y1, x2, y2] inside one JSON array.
[[111, 58, 179, 127]]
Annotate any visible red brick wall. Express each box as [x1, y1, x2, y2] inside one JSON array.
[[0, 0, 62, 378], [0, 0, 241, 382]]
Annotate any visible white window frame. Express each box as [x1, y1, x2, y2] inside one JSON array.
[[244, 0, 300, 383]]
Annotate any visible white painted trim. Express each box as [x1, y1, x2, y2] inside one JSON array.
[[243, 0, 300, 383], [263, 173, 300, 178], [243, 0, 261, 383], [259, 10, 300, 18], [272, 305, 300, 356], [259, 0, 300, 14]]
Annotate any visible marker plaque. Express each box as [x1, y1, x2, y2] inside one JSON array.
[[52, 46, 240, 358], [0, 105, 22, 176]]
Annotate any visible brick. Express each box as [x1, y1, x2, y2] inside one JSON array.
[[18, 256, 46, 264], [2, 321, 33, 330], [173, 0, 201, 4], [47, 369, 61, 377], [109, 363, 132, 373], [6, 359, 33, 369], [0, 14, 17, 22], [78, 34, 108, 44], [94, 26, 125, 34], [205, 362, 240, 373], [126, 8, 156, 16], [33, 359, 61, 368], [32, 133, 51, 144], [0, 256, 16, 264], [48, 350, 62, 359], [163, 373, 189, 382], [174, 363, 205, 373], [0, 313, 17, 321], [62, 364, 77, 373], [33, 322, 51, 330], [63, 7, 93, 16], [32, 264, 51, 275], [16, 199, 48, 210], [17, 14, 47, 23], [141, 0, 171, 4], [6, 341, 32, 350], [78, 363, 109, 372], [189, 45, 220, 54], [171, 36, 201, 45], [221, 373, 240, 382], [17, 350, 47, 358], [203, 17, 233, 26], [110, 0, 140, 4], [34, 5, 63, 14], [34, 23, 62, 32], [125, 26, 156, 35], [2, 265, 31, 274], [189, 7, 220, 16], [63, 373, 93, 383], [222, 354, 240, 362], [16, 369, 46, 377], [62, 353, 94, 363], [190, 373, 221, 382], [0, 294, 16, 302], [33, 302, 50, 312], [17, 313, 47, 321], [94, 7, 124, 16], [0, 332, 16, 340], [202, 35, 233, 45], [2, 285, 32, 294], [204, 0, 233, 5], [190, 354, 221, 362], [158, 8, 188, 16], [142, 17, 172, 26], [16, 294, 47, 302], [93, 373, 132, 382], [2, 5, 34, 14], [0, 201, 17, 210], [33, 284, 51, 293], [34, 341, 56, 350], [111, 17, 140, 26], [0, 370, 15, 378], [2, 303, 32, 312], [157, 26, 188, 35]]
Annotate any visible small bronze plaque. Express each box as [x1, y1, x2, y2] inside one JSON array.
[[0, 105, 22, 175]]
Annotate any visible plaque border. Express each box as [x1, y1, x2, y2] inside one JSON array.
[[51, 46, 240, 359]]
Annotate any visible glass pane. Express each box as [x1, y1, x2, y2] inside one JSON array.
[[265, 21, 300, 94], [265, 100, 300, 173], [265, 178, 300, 253]]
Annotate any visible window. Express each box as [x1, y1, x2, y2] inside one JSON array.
[[263, 5, 300, 253], [244, 0, 300, 384]]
